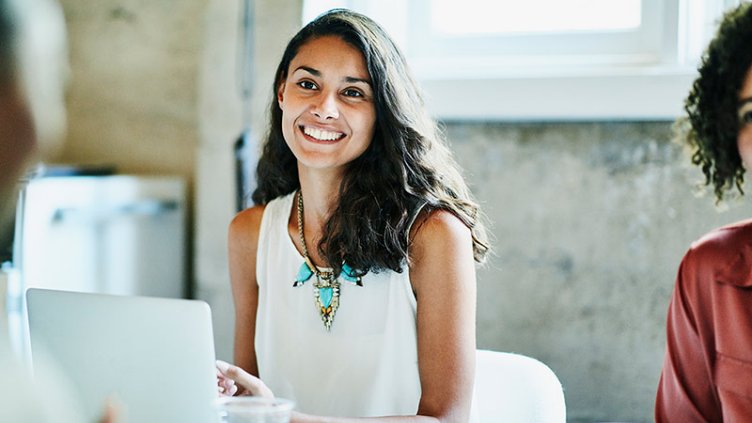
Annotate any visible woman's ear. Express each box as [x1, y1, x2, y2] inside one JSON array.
[[277, 80, 285, 109]]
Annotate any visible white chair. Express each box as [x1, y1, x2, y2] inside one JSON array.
[[474, 350, 566, 423]]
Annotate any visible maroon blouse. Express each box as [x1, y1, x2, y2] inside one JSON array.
[[656, 219, 752, 422]]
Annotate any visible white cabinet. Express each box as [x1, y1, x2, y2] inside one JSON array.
[[17, 175, 186, 297], [6, 175, 186, 358]]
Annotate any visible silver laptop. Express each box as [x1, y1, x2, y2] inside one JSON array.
[[26, 288, 218, 423]]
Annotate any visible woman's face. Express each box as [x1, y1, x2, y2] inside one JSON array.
[[737, 66, 752, 168], [277, 35, 376, 175]]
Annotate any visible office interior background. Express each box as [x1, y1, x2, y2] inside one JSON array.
[[5, 0, 748, 421]]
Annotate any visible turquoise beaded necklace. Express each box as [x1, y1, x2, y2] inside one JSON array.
[[292, 190, 362, 330]]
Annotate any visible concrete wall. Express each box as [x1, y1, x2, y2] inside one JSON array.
[[60, 0, 202, 177], [448, 121, 749, 422], [57, 1, 752, 422]]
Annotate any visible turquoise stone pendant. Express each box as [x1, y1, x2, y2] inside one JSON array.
[[341, 263, 363, 286], [313, 271, 340, 331], [293, 262, 313, 287], [293, 261, 363, 330]]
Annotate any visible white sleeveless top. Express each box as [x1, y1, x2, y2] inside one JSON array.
[[255, 193, 421, 417]]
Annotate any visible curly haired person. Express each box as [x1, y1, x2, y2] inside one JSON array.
[[656, 3, 752, 421]]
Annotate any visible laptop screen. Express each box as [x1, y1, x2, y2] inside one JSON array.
[[26, 288, 218, 423]]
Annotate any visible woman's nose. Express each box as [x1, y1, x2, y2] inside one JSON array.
[[311, 92, 339, 120]]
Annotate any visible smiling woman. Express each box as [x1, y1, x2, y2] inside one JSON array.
[[216, 8, 489, 423]]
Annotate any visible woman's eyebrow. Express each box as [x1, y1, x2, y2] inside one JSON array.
[[293, 65, 371, 86], [344, 76, 371, 86], [294, 65, 320, 76]]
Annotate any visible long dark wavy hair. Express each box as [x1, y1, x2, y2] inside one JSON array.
[[252, 9, 489, 276], [680, 2, 752, 201]]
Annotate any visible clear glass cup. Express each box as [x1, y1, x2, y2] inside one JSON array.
[[216, 397, 295, 423]]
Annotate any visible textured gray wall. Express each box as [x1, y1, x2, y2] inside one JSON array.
[[447, 121, 750, 422]]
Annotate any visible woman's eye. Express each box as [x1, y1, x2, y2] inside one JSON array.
[[297, 80, 317, 90], [742, 111, 752, 124], [342, 88, 363, 98]]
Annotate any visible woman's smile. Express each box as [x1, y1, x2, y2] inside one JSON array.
[[299, 125, 346, 143]]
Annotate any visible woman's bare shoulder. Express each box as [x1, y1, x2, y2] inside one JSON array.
[[408, 209, 473, 286], [410, 209, 472, 253], [229, 205, 267, 247]]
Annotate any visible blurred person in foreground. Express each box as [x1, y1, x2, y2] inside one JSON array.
[[0, 0, 66, 235], [656, 3, 752, 421], [0, 0, 116, 421]]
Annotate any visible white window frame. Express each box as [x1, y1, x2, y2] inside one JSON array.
[[303, 0, 741, 121]]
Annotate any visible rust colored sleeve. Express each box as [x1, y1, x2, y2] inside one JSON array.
[[656, 250, 721, 423]]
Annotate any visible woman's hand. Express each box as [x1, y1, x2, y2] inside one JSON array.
[[216, 363, 239, 397], [215, 360, 275, 399]]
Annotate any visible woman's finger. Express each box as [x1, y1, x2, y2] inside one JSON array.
[[215, 360, 274, 398]]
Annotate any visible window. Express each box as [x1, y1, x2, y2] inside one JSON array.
[[431, 0, 642, 35], [303, 0, 741, 120]]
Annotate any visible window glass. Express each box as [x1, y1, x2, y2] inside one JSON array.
[[300, 0, 731, 119], [431, 0, 642, 35]]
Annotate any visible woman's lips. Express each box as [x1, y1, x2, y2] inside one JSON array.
[[300, 125, 346, 142]]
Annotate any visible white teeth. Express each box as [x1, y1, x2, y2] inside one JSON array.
[[303, 126, 343, 141]]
